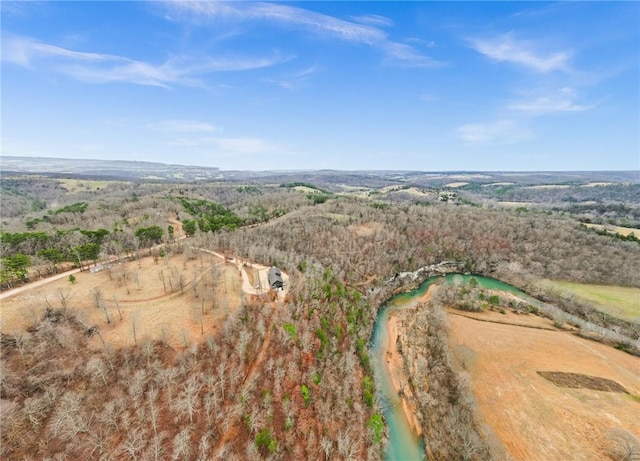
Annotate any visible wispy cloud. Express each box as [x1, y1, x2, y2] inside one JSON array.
[[212, 137, 280, 155], [263, 64, 321, 90], [382, 42, 440, 67], [3, 34, 114, 66], [508, 87, 598, 115], [457, 120, 532, 145], [2, 33, 287, 87], [164, 1, 442, 68], [469, 33, 570, 73], [148, 120, 220, 132], [0, 1, 44, 18], [350, 14, 394, 28], [169, 135, 285, 155]]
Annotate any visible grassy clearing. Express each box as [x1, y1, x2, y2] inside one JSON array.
[[0, 253, 242, 347], [59, 179, 121, 192], [293, 185, 322, 194], [525, 184, 571, 189], [539, 279, 640, 322], [584, 223, 639, 237]]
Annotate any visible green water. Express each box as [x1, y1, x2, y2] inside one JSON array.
[[371, 304, 426, 460], [370, 273, 522, 460], [445, 273, 524, 294]]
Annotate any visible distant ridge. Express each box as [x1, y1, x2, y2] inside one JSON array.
[[0, 156, 220, 181], [1, 156, 637, 184]]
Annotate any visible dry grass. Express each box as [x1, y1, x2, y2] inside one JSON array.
[[292, 185, 322, 194], [58, 178, 122, 193], [0, 252, 243, 348], [448, 312, 640, 461], [584, 223, 639, 237], [525, 184, 571, 189]]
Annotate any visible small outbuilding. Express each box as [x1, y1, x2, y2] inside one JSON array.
[[268, 266, 284, 290]]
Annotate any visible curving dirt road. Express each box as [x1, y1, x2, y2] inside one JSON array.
[[0, 268, 82, 301]]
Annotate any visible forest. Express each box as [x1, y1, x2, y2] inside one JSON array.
[[1, 165, 639, 460]]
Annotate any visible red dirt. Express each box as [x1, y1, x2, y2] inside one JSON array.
[[212, 302, 277, 454], [448, 312, 640, 460]]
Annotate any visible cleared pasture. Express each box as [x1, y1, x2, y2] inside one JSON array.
[[539, 279, 640, 322], [585, 223, 639, 237], [448, 311, 640, 461], [0, 252, 243, 348]]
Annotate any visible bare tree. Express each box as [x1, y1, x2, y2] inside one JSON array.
[[172, 375, 203, 424], [607, 428, 640, 461], [121, 427, 145, 461], [113, 296, 123, 320], [172, 428, 192, 460], [85, 356, 108, 386], [58, 289, 72, 311]]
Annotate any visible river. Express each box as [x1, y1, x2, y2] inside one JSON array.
[[369, 274, 524, 460]]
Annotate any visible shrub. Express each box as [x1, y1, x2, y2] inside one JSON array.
[[255, 428, 277, 454], [301, 384, 310, 407], [367, 413, 384, 443]]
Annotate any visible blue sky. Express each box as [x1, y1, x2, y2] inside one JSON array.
[[2, 1, 638, 171]]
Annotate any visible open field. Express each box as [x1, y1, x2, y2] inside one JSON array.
[[526, 184, 572, 189], [448, 310, 640, 460], [59, 178, 123, 193], [583, 182, 615, 187], [292, 185, 323, 194], [585, 223, 640, 237], [497, 201, 530, 207], [0, 252, 243, 348], [444, 182, 469, 188], [538, 279, 640, 322]]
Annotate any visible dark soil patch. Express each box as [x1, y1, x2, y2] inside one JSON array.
[[537, 371, 628, 393]]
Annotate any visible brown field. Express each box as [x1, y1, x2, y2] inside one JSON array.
[[444, 181, 469, 188], [448, 310, 640, 460], [526, 184, 572, 189], [0, 252, 243, 348], [585, 223, 640, 237]]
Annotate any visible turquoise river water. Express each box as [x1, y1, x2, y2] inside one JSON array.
[[369, 274, 525, 460]]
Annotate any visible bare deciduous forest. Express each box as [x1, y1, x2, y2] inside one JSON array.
[[1, 165, 639, 460]]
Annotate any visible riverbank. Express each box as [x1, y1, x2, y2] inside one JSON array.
[[385, 314, 422, 437], [383, 285, 438, 440]]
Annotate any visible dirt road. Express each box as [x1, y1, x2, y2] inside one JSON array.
[[0, 268, 81, 301]]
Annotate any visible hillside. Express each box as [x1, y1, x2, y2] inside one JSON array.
[[1, 162, 639, 460]]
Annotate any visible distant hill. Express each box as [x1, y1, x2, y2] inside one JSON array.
[[0, 156, 220, 181], [1, 156, 637, 185]]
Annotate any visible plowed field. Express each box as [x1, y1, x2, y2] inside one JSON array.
[[448, 311, 640, 460]]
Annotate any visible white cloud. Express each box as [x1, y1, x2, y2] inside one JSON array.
[[2, 33, 287, 87], [382, 42, 441, 67], [457, 120, 533, 145], [0, 1, 44, 18], [508, 87, 597, 115], [213, 137, 279, 155], [148, 120, 220, 132], [470, 33, 570, 73], [164, 1, 442, 68], [263, 65, 321, 90], [350, 14, 394, 28], [169, 135, 285, 155], [3, 34, 113, 66]]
